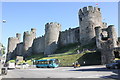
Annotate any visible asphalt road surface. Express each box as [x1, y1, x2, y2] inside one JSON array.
[[1, 65, 119, 79]]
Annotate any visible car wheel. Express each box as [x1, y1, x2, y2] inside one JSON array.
[[36, 66, 40, 68], [114, 66, 118, 69], [106, 67, 110, 69], [47, 66, 50, 68]]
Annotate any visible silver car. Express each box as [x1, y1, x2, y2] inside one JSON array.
[[106, 60, 120, 69], [106, 63, 118, 69]]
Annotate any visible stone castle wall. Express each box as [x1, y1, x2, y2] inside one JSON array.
[[95, 25, 118, 64], [58, 27, 79, 46], [15, 42, 23, 56], [32, 36, 45, 54], [23, 28, 36, 56]]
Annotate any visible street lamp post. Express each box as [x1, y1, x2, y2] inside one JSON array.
[[0, 20, 6, 75]]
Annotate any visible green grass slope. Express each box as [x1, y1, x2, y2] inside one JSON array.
[[24, 42, 101, 66]]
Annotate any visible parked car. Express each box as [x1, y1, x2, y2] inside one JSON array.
[[16, 64, 22, 69], [22, 63, 29, 69], [106, 60, 120, 69], [16, 63, 29, 69], [8, 62, 15, 69]]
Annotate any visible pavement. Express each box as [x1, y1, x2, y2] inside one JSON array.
[[0, 76, 2, 80], [1, 65, 118, 79]]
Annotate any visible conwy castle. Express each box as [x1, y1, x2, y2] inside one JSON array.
[[7, 6, 120, 64]]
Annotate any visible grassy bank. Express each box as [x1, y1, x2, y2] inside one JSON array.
[[9, 42, 101, 66]]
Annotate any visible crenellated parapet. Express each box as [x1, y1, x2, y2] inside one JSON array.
[[31, 28, 36, 39], [102, 22, 107, 28], [45, 22, 61, 32], [31, 28, 36, 33], [16, 33, 21, 41], [78, 6, 101, 18]]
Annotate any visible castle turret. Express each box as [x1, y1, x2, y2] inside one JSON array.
[[102, 22, 107, 28], [95, 26, 102, 49], [23, 28, 36, 56], [107, 25, 118, 47], [16, 33, 21, 41], [78, 6, 103, 45], [7, 36, 20, 60], [31, 28, 36, 39], [44, 22, 61, 55]]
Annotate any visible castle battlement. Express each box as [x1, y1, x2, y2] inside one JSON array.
[[34, 35, 44, 40], [8, 37, 19, 40], [24, 28, 36, 36], [45, 22, 61, 26], [16, 33, 21, 41], [108, 25, 115, 29], [24, 31, 30, 35], [102, 22, 107, 28], [45, 22, 61, 29], [79, 6, 101, 17], [31, 28, 36, 33], [61, 27, 79, 33], [102, 22, 107, 26]]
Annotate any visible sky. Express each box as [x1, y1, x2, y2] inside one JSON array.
[[1, 2, 119, 49], [118, 2, 120, 36]]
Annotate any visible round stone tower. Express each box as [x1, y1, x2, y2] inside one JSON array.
[[44, 22, 61, 55], [95, 26, 102, 49], [107, 25, 118, 47], [78, 6, 103, 45], [23, 28, 36, 56], [7, 37, 20, 60], [7, 37, 20, 53]]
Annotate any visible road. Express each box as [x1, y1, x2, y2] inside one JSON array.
[[1, 65, 118, 79]]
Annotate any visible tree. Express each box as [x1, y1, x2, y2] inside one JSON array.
[[0, 43, 6, 55]]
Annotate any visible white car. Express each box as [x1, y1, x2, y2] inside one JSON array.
[[16, 63, 29, 69], [16, 64, 22, 69], [22, 63, 29, 69]]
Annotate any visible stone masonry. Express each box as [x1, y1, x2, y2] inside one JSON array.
[[7, 33, 20, 60], [44, 22, 61, 55], [23, 28, 36, 57], [78, 6, 103, 45], [7, 6, 118, 64], [95, 25, 118, 64]]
